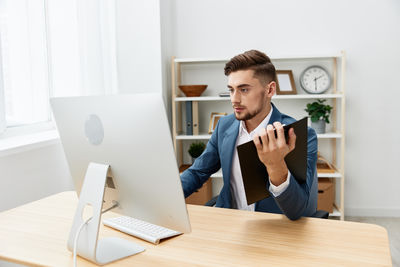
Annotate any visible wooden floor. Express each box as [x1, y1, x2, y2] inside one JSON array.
[[346, 217, 400, 267], [1, 217, 399, 267]]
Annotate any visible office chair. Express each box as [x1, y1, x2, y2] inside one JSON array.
[[204, 195, 329, 219]]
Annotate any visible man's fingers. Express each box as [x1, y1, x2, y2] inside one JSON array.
[[253, 134, 263, 151], [288, 128, 296, 151], [266, 124, 276, 149], [273, 122, 285, 145], [259, 128, 269, 149]]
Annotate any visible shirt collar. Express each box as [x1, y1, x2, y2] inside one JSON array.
[[239, 105, 274, 138]]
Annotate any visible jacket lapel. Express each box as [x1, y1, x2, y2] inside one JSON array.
[[220, 119, 239, 205]]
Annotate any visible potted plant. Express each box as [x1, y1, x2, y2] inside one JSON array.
[[304, 99, 333, 134], [188, 142, 206, 163]]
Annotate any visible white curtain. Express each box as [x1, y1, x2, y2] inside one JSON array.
[[0, 0, 49, 128], [75, 0, 118, 97], [0, 0, 118, 132]]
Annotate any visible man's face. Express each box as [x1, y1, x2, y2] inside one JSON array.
[[227, 70, 273, 121]]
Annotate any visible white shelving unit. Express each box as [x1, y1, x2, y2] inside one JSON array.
[[171, 52, 346, 219], [175, 93, 343, 102]]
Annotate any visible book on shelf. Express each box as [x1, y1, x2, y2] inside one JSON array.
[[192, 101, 199, 135], [185, 101, 193, 135], [219, 92, 230, 97]]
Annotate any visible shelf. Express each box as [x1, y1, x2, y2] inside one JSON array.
[[329, 207, 341, 217], [318, 172, 342, 178], [271, 53, 343, 60], [174, 94, 343, 102], [273, 94, 343, 99], [317, 133, 342, 139], [174, 58, 228, 63], [175, 96, 231, 102], [211, 169, 223, 178], [176, 134, 211, 140], [174, 53, 343, 63], [176, 132, 341, 140]]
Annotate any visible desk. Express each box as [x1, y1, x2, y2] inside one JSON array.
[[0, 191, 392, 266]]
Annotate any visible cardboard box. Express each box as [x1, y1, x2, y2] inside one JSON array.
[[180, 164, 213, 205], [317, 178, 334, 213], [185, 179, 212, 205]]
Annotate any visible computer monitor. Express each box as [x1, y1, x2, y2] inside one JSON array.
[[50, 93, 191, 234]]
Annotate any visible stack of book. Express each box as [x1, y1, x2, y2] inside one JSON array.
[[185, 101, 199, 135]]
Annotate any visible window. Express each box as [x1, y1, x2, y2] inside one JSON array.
[[0, 0, 50, 134], [0, 0, 119, 137]]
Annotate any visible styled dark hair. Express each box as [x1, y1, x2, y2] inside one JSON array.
[[224, 50, 276, 84]]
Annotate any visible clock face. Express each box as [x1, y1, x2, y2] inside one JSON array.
[[300, 66, 331, 94]]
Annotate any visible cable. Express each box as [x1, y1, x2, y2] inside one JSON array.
[[73, 216, 91, 267], [73, 202, 119, 267]]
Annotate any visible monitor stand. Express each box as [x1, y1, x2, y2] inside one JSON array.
[[67, 162, 144, 265]]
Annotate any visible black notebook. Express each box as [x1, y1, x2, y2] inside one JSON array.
[[237, 117, 308, 205]]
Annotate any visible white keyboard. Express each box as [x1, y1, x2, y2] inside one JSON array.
[[103, 216, 181, 244]]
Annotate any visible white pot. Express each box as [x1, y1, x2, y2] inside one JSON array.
[[311, 119, 326, 134]]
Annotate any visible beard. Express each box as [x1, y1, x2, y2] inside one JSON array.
[[234, 107, 261, 121], [233, 90, 266, 121]]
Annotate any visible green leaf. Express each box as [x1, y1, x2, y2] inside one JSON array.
[[188, 142, 206, 158], [305, 99, 333, 124]]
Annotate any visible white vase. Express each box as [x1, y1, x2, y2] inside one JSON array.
[[311, 120, 326, 134]]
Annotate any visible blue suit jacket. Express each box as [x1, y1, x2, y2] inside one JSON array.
[[180, 103, 318, 220]]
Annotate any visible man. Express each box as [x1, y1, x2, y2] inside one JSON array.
[[180, 50, 318, 220]]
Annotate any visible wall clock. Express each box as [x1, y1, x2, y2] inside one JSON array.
[[299, 65, 331, 94]]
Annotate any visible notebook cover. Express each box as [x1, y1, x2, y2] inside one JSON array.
[[237, 117, 308, 205]]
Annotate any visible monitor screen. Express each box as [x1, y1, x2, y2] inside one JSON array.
[[51, 93, 191, 233]]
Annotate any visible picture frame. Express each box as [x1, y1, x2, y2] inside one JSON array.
[[276, 70, 297, 95], [208, 112, 227, 134]]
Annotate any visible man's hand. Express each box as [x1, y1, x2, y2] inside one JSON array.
[[253, 122, 296, 186]]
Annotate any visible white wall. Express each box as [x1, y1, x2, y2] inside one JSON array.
[[0, 143, 73, 212], [116, 0, 163, 95], [168, 0, 400, 216]]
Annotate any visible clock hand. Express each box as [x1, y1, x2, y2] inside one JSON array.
[[314, 79, 317, 91], [315, 75, 324, 80]]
